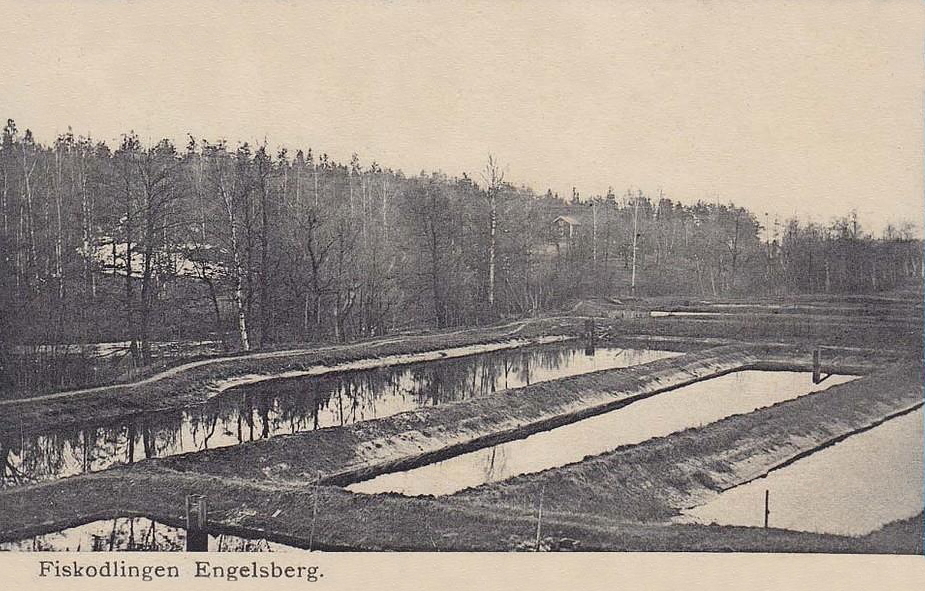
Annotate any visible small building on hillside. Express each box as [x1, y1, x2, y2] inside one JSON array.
[[552, 215, 583, 240]]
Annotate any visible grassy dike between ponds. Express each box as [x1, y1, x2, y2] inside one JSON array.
[[603, 313, 924, 350], [0, 466, 914, 553], [1, 429, 920, 552], [154, 345, 764, 485], [451, 361, 923, 524], [155, 342, 899, 487], [601, 335, 908, 372], [0, 318, 579, 439], [0, 357, 920, 552]]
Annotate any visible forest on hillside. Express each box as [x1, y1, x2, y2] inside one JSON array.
[[1, 119, 922, 393]]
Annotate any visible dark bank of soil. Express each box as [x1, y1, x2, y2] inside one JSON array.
[[860, 512, 924, 555], [0, 464, 918, 554]]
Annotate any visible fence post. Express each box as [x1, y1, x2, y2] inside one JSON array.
[[584, 319, 596, 355], [186, 494, 208, 552], [812, 348, 821, 384], [764, 489, 770, 529]]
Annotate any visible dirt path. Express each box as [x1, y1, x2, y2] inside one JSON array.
[[0, 318, 580, 438]]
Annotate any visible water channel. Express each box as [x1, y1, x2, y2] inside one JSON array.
[[679, 407, 924, 537], [0, 344, 679, 487], [0, 516, 303, 552], [347, 371, 857, 496]]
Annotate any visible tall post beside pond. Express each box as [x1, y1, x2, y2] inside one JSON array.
[[584, 319, 596, 356], [812, 348, 821, 384], [764, 489, 770, 529], [186, 494, 208, 552]]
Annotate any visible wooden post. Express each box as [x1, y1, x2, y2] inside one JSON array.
[[186, 494, 208, 552], [764, 489, 770, 529], [584, 319, 596, 356], [534, 484, 545, 552], [309, 471, 321, 552], [812, 348, 821, 384], [631, 192, 639, 296]]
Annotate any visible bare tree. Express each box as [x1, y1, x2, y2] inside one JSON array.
[[481, 154, 505, 315], [135, 139, 181, 362], [204, 141, 251, 351], [255, 145, 275, 346]]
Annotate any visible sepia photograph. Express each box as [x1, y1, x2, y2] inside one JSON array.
[[0, 1, 923, 587]]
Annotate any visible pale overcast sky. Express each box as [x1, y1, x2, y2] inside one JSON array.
[[1, 1, 922, 233]]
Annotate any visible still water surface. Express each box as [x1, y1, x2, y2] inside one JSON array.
[[0, 345, 678, 487], [347, 371, 857, 496], [0, 516, 303, 552], [680, 407, 924, 537]]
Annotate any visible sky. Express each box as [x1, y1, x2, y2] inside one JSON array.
[[1, 0, 922, 234]]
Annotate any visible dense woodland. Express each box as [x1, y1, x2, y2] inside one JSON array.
[[1, 119, 922, 393]]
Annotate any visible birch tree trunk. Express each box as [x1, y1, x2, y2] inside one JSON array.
[[488, 195, 496, 309], [218, 173, 251, 351], [482, 154, 504, 315]]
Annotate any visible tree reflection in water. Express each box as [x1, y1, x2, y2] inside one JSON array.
[[1, 345, 677, 487], [0, 516, 294, 552]]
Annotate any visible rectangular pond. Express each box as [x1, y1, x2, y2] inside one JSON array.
[[678, 407, 924, 537], [346, 371, 858, 496], [0, 344, 680, 487], [0, 516, 305, 552]]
